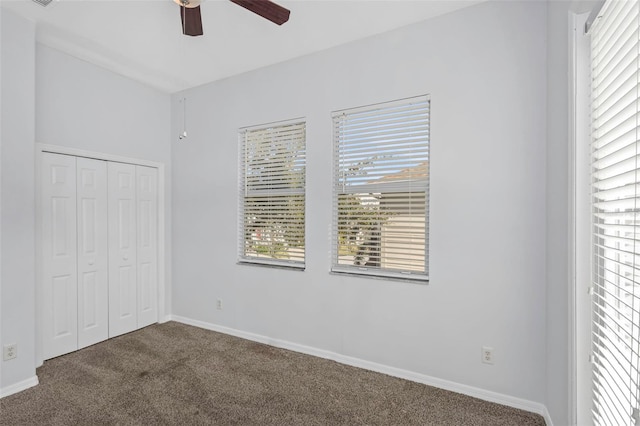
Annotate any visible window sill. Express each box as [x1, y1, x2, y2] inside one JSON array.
[[237, 260, 305, 272], [330, 269, 429, 284]]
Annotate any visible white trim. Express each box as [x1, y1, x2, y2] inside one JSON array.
[[35, 143, 168, 366], [568, 11, 579, 426], [569, 10, 595, 426], [170, 315, 549, 420], [37, 143, 163, 169], [332, 94, 430, 117], [238, 117, 306, 132], [156, 163, 167, 329], [35, 145, 44, 367], [0, 375, 39, 399], [542, 406, 555, 426]]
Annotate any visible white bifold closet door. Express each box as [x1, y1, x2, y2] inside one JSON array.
[[107, 163, 159, 337], [108, 162, 138, 338], [76, 157, 109, 349], [42, 153, 79, 360], [136, 166, 159, 328], [42, 152, 159, 359]]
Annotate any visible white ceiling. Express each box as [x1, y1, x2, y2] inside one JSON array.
[[1, 0, 483, 93]]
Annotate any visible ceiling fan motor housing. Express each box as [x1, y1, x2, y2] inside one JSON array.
[[174, 0, 202, 9], [31, 0, 54, 7]]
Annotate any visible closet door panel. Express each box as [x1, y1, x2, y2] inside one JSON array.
[[136, 166, 158, 328], [42, 153, 78, 359], [108, 162, 138, 337], [77, 158, 109, 349]]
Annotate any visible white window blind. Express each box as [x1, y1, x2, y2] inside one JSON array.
[[591, 1, 640, 424], [331, 95, 430, 281], [238, 120, 306, 268]]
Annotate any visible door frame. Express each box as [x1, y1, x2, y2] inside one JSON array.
[[35, 144, 168, 367]]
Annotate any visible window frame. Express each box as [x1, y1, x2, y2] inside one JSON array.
[[330, 95, 431, 283], [237, 118, 306, 270], [570, 10, 595, 426]]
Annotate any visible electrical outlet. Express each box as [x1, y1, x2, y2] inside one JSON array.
[[216, 299, 223, 310], [3, 344, 17, 361], [481, 346, 494, 365]]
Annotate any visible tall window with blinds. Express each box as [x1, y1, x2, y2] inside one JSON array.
[[331, 95, 430, 281], [590, 1, 640, 424], [238, 120, 306, 268]]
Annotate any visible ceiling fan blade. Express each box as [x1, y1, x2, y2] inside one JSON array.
[[180, 5, 203, 36], [230, 0, 290, 26]]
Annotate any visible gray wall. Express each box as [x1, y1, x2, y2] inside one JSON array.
[[546, 2, 570, 423], [36, 45, 172, 165], [172, 0, 548, 409], [1, 9, 36, 391]]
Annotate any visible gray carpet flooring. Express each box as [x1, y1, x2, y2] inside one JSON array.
[[0, 322, 546, 425]]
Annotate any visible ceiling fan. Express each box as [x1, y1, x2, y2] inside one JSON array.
[[174, 0, 290, 37]]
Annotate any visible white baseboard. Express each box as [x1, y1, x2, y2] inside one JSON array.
[[541, 406, 553, 426], [0, 375, 39, 399], [170, 315, 550, 423]]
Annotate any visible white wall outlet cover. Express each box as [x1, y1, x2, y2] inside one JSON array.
[[3, 344, 17, 361], [481, 346, 494, 365]]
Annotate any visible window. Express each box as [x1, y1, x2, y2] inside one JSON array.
[[331, 95, 430, 281], [238, 120, 306, 268], [590, 1, 640, 424]]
